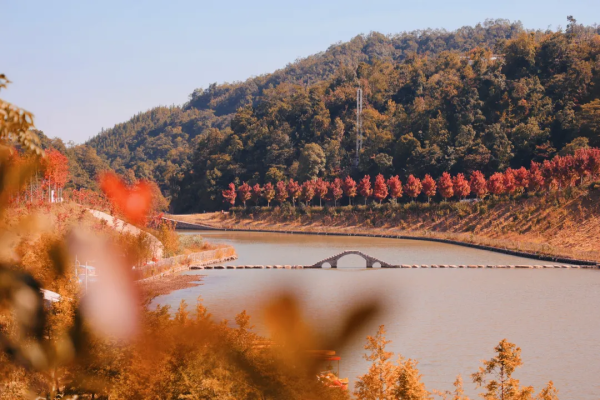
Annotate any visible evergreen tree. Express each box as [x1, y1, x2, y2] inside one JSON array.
[[472, 339, 534, 400], [394, 357, 432, 400], [536, 381, 559, 400], [355, 325, 398, 400], [298, 143, 327, 180]]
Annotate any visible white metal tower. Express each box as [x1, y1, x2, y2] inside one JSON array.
[[355, 87, 363, 168]]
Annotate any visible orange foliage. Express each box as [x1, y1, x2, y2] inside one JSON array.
[[41, 148, 69, 188], [99, 172, 152, 224]]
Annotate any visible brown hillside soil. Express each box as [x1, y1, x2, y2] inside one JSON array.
[[172, 188, 600, 263]]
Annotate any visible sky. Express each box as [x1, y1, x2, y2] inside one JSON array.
[[2, 0, 599, 144]]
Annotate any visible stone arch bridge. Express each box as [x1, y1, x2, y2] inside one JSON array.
[[311, 250, 392, 268]]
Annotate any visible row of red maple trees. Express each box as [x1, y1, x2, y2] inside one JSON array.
[[223, 148, 600, 207]]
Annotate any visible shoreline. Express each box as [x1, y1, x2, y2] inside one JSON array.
[[138, 274, 205, 302], [172, 217, 599, 266]]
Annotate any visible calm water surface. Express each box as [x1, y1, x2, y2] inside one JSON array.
[[152, 231, 600, 398]]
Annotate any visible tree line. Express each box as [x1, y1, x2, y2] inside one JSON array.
[[222, 147, 600, 208]]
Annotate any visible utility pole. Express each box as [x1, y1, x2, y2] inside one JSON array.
[[354, 87, 363, 169]]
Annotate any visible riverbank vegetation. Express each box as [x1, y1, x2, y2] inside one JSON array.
[[180, 180, 600, 262]]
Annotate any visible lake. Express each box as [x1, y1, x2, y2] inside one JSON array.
[[151, 231, 600, 398]]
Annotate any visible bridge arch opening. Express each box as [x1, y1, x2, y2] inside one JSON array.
[[310, 250, 391, 269], [322, 262, 333, 269], [372, 261, 382, 269], [336, 254, 368, 269]]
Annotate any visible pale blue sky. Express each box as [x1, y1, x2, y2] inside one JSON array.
[[2, 0, 599, 143]]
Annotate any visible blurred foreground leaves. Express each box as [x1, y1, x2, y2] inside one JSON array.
[[0, 141, 377, 399]]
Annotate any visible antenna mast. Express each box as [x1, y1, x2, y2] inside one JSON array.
[[354, 87, 363, 168]]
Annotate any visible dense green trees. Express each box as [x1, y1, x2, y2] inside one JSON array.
[[86, 19, 600, 212]]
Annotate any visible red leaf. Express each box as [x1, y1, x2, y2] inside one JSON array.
[[99, 172, 152, 224]]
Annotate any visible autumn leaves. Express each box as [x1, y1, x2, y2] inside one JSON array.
[[355, 326, 560, 400], [223, 148, 600, 208]]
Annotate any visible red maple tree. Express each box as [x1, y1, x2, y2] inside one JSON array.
[[373, 174, 388, 203], [41, 148, 70, 203], [342, 176, 357, 205], [437, 172, 454, 200], [329, 178, 343, 206], [554, 156, 575, 189], [237, 182, 252, 208], [573, 150, 589, 185], [541, 160, 555, 190], [503, 169, 517, 195], [403, 175, 422, 201], [222, 183, 237, 206], [301, 180, 316, 205], [421, 174, 436, 202], [42, 149, 70, 189], [513, 167, 530, 192], [251, 183, 262, 205], [487, 172, 506, 196], [469, 171, 487, 199], [386, 175, 403, 201], [275, 181, 288, 204], [452, 173, 471, 199], [358, 175, 372, 205], [287, 179, 302, 206], [315, 178, 329, 207], [528, 161, 545, 192], [586, 148, 600, 179]]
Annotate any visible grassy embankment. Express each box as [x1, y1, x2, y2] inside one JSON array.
[[4, 202, 230, 299], [172, 186, 600, 263]]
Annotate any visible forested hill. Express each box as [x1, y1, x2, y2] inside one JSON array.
[[87, 18, 600, 212], [88, 19, 525, 186]]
